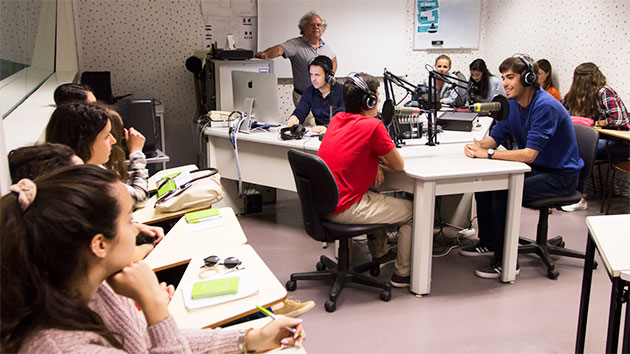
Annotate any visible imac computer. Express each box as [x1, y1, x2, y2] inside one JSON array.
[[232, 70, 280, 132]]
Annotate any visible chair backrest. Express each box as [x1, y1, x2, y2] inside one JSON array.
[[287, 149, 339, 241], [574, 124, 599, 192]]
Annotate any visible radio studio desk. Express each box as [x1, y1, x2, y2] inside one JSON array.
[[204, 117, 530, 295]]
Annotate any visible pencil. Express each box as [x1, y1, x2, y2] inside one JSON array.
[[255, 305, 304, 337]]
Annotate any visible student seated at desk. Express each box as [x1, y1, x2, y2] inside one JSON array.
[[426, 54, 459, 106], [0, 165, 305, 353], [561, 62, 629, 212], [46, 102, 149, 208], [53, 83, 97, 105], [462, 55, 583, 278], [536, 59, 562, 102], [467, 58, 505, 103], [287, 55, 344, 134], [318, 72, 413, 287], [8, 142, 163, 262]]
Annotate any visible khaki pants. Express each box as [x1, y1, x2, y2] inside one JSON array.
[[328, 190, 413, 276], [292, 90, 315, 126]]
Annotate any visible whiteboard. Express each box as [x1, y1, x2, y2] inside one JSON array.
[[413, 0, 481, 50], [258, 0, 407, 78]]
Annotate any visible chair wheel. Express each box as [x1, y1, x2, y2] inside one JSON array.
[[558, 241, 565, 248], [325, 299, 336, 312], [316, 261, 326, 271], [369, 266, 380, 276], [380, 289, 391, 302], [592, 260, 598, 269], [547, 270, 559, 280], [285, 280, 297, 291]]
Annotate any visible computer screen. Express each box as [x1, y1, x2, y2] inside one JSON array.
[[231, 71, 280, 125]]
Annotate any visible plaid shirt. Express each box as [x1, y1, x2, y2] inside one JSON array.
[[597, 86, 629, 130]]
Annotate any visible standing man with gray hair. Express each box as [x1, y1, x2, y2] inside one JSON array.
[[255, 11, 338, 107]]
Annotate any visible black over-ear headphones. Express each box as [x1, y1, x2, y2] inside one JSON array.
[[515, 54, 537, 87], [348, 73, 377, 111], [280, 124, 306, 140], [308, 55, 336, 86]]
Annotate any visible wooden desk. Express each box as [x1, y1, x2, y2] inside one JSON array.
[[381, 143, 530, 294], [595, 127, 630, 141], [169, 244, 287, 329], [147, 164, 198, 193], [576, 214, 630, 353], [144, 207, 248, 271]]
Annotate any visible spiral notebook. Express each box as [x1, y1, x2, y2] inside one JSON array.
[[181, 268, 259, 311]]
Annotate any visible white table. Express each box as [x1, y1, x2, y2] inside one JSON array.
[[144, 207, 248, 271], [169, 244, 287, 329], [204, 117, 529, 295], [576, 214, 630, 353], [380, 143, 530, 294]]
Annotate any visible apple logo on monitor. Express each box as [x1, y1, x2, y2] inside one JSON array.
[[248, 80, 253, 89]]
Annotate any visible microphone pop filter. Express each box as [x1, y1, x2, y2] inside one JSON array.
[[381, 99, 394, 126], [490, 95, 509, 122]]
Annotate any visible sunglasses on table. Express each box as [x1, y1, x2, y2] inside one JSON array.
[[200, 255, 242, 269]]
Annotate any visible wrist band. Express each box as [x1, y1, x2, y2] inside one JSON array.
[[239, 328, 254, 353]]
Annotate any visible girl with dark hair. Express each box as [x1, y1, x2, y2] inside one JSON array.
[[561, 62, 629, 211], [468, 58, 505, 103], [46, 102, 116, 165], [1, 165, 305, 352], [536, 59, 561, 101]]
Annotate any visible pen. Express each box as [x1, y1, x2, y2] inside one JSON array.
[[255, 305, 304, 337]]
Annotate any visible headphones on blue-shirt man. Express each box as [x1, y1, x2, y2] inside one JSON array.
[[308, 55, 336, 86]]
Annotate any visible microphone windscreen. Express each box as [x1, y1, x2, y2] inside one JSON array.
[[490, 95, 509, 122], [381, 99, 394, 126], [185, 56, 203, 76]]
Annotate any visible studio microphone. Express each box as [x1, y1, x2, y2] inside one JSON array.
[[394, 106, 422, 116], [469, 101, 501, 112]]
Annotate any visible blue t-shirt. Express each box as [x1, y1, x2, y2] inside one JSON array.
[[292, 82, 344, 126], [490, 87, 584, 176]]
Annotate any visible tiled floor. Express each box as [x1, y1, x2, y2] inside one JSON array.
[[237, 190, 628, 353]]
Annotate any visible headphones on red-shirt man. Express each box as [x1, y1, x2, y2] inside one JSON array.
[[348, 72, 378, 111]]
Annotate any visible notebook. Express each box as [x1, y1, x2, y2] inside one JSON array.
[[182, 269, 259, 311]]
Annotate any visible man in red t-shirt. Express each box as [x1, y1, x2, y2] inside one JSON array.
[[317, 72, 413, 287]]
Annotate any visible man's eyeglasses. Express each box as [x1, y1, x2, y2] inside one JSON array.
[[200, 255, 242, 269]]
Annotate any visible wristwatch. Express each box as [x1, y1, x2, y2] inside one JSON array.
[[487, 148, 495, 159], [238, 328, 252, 353]]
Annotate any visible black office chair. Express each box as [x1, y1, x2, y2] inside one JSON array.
[[285, 149, 393, 312], [518, 124, 599, 279]]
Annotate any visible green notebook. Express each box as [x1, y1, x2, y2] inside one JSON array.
[[185, 207, 220, 224], [191, 277, 240, 299]]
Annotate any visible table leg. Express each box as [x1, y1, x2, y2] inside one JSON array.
[[606, 276, 624, 353], [501, 173, 524, 283], [409, 180, 436, 295], [575, 232, 595, 354], [623, 281, 630, 354]]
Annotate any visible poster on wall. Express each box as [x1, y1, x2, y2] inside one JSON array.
[[201, 0, 257, 50], [413, 0, 481, 50]]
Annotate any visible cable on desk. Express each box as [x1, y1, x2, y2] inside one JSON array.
[[228, 111, 247, 197]]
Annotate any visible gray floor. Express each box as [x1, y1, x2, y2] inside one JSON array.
[[236, 190, 629, 354]]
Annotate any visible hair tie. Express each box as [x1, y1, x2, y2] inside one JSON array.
[[9, 179, 37, 212]]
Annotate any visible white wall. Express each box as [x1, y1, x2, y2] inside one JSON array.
[[74, 0, 629, 129]]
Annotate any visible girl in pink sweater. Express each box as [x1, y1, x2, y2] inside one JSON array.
[[1, 165, 305, 353]]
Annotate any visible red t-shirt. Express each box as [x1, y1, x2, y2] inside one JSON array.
[[317, 112, 396, 214]]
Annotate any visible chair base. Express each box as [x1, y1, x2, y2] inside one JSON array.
[[518, 235, 597, 279], [287, 255, 392, 313]]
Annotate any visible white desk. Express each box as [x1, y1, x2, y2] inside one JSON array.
[[169, 244, 287, 329], [576, 214, 630, 353], [380, 143, 530, 294], [144, 207, 247, 271], [204, 117, 529, 295]]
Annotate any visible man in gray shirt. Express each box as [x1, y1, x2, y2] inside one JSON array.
[[255, 11, 337, 107]]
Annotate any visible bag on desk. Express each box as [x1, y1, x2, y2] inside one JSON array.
[[154, 168, 224, 212]]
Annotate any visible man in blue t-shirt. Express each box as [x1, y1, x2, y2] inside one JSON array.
[[461, 55, 584, 279], [287, 55, 344, 134]]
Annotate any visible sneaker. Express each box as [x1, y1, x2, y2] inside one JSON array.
[[433, 238, 458, 257], [372, 249, 396, 268], [459, 244, 494, 257], [475, 260, 520, 279], [561, 200, 588, 212], [390, 273, 410, 288], [273, 299, 315, 318]]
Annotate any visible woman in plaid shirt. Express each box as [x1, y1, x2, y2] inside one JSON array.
[[562, 62, 629, 211]]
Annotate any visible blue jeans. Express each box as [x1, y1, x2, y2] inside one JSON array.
[[475, 169, 578, 262]]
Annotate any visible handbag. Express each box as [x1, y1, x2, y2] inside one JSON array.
[[154, 168, 224, 212]]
